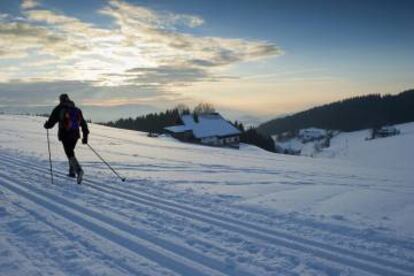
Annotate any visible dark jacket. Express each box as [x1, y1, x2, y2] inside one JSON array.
[[44, 100, 89, 141]]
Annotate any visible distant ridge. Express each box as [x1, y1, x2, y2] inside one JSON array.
[[258, 89, 414, 136]]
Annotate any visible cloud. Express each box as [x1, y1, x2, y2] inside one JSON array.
[[24, 9, 78, 24], [0, 0, 282, 107], [21, 0, 40, 10], [125, 66, 209, 85], [0, 80, 179, 107], [0, 80, 87, 106], [0, 13, 9, 22], [100, 0, 281, 69], [100, 0, 204, 29], [24, 9, 107, 37], [0, 21, 70, 60]]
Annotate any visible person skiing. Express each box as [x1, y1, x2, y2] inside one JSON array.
[[44, 94, 89, 184]]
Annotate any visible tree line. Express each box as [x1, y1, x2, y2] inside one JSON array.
[[258, 89, 414, 136], [105, 108, 184, 133]]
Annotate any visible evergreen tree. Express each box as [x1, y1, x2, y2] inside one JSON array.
[[240, 127, 276, 153], [232, 121, 275, 152]]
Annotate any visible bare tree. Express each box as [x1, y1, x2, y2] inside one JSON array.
[[193, 103, 216, 115]]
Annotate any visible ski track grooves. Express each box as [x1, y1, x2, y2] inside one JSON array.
[[11, 202, 150, 276], [0, 154, 413, 276], [89, 181, 414, 275], [0, 156, 298, 276], [0, 173, 253, 276]]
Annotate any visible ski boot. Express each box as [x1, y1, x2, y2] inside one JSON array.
[[67, 163, 76, 178], [69, 157, 84, 184]]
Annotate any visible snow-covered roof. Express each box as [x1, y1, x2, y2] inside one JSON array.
[[165, 113, 241, 138], [164, 125, 192, 133], [379, 126, 398, 132], [299, 128, 327, 136]]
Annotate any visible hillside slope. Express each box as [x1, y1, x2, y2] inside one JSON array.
[[0, 115, 413, 275], [275, 122, 414, 171], [258, 89, 414, 136], [316, 122, 414, 170]]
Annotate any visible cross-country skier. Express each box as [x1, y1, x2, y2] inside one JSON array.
[[44, 94, 89, 184]]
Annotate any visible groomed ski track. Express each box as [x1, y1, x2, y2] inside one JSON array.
[[1, 151, 413, 275]]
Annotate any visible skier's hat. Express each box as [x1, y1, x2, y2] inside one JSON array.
[[59, 93, 70, 103]]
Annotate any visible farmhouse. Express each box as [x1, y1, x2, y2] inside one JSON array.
[[298, 127, 327, 142], [373, 125, 400, 138], [164, 113, 241, 148]]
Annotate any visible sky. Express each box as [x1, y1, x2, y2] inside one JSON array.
[[0, 0, 413, 123]]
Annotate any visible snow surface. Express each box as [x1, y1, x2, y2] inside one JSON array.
[[0, 115, 413, 275], [276, 123, 414, 172], [316, 122, 414, 170]]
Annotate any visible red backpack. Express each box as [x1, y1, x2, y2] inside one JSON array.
[[62, 107, 81, 131]]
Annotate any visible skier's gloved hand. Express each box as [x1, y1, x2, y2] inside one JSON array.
[[82, 135, 88, 144], [43, 121, 49, 129]]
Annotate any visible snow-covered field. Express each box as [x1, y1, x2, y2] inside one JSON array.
[[317, 122, 414, 170], [0, 115, 413, 275], [275, 123, 414, 171]]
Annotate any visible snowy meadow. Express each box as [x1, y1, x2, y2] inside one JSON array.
[[0, 115, 413, 275]]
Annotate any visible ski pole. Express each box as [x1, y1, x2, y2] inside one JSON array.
[[46, 129, 54, 185], [87, 144, 126, 182]]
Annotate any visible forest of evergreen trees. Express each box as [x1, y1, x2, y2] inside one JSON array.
[[258, 89, 414, 136], [240, 128, 276, 152], [105, 105, 275, 153], [105, 108, 186, 134], [232, 121, 275, 152]]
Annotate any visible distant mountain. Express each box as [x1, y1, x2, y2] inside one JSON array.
[[257, 89, 414, 136]]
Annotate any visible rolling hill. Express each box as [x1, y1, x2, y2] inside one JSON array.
[[258, 89, 414, 136]]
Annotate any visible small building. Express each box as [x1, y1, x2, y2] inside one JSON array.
[[164, 113, 241, 148], [298, 128, 327, 142], [373, 125, 400, 138]]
